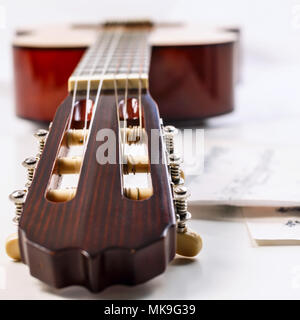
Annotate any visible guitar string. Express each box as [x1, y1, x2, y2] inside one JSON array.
[[117, 30, 139, 193], [112, 33, 127, 190], [122, 30, 139, 162], [137, 30, 150, 190], [121, 29, 149, 186], [82, 28, 123, 158], [82, 30, 115, 150], [112, 30, 141, 187], [137, 29, 149, 144], [67, 32, 105, 131]]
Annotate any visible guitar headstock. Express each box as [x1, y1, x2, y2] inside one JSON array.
[[7, 90, 201, 291]]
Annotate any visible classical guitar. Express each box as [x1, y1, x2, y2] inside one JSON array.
[[13, 21, 238, 122], [6, 21, 237, 292]]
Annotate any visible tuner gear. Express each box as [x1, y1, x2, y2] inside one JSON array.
[[34, 129, 48, 157], [173, 185, 202, 257], [163, 125, 178, 154], [173, 186, 191, 233], [9, 189, 27, 225], [22, 157, 37, 187], [169, 153, 184, 185]]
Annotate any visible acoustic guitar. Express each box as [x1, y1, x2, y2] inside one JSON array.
[[6, 21, 237, 292], [13, 21, 238, 122]]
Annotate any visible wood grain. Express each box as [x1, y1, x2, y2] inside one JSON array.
[[19, 91, 175, 292]]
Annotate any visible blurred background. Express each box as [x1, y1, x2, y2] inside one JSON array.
[[0, 0, 300, 82]]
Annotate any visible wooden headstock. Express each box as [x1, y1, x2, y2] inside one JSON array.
[[12, 91, 175, 291], [7, 23, 202, 292]]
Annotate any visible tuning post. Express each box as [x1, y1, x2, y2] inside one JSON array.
[[169, 153, 184, 185], [163, 125, 178, 154], [173, 185, 202, 257], [22, 157, 37, 187], [65, 129, 87, 146], [173, 186, 191, 233], [34, 129, 48, 157], [9, 189, 27, 225]]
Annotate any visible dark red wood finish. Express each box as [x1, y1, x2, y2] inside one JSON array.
[[13, 41, 235, 122], [19, 91, 175, 292]]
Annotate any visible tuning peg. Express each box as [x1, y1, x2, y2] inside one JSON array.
[[34, 129, 48, 157], [169, 154, 184, 185], [173, 185, 202, 257], [47, 187, 77, 202], [163, 125, 178, 154], [9, 189, 27, 225], [176, 229, 202, 258], [5, 233, 21, 261], [65, 129, 87, 146], [22, 157, 37, 187]]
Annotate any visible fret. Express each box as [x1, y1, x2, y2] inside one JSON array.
[[68, 29, 151, 91]]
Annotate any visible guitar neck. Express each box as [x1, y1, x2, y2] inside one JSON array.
[[68, 27, 151, 92]]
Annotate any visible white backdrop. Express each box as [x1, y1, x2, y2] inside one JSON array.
[[0, 0, 299, 82]]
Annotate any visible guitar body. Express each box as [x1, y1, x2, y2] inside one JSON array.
[[19, 91, 175, 292], [13, 24, 237, 122]]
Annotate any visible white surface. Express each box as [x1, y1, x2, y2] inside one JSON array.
[[1, 0, 300, 300], [244, 206, 300, 244]]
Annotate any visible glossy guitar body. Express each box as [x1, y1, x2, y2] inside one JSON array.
[[19, 91, 175, 292], [13, 24, 237, 122]]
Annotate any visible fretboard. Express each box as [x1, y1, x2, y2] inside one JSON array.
[[68, 28, 151, 92]]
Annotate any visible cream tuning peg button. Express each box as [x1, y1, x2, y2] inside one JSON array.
[[176, 228, 202, 257], [34, 129, 48, 156], [5, 233, 21, 261], [22, 157, 37, 187]]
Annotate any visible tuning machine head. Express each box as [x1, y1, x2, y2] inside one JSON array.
[[22, 157, 38, 187], [173, 185, 202, 257], [5, 233, 21, 261], [34, 129, 48, 157], [163, 125, 178, 155], [9, 189, 27, 225], [169, 153, 184, 185]]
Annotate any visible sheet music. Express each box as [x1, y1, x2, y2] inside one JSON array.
[[186, 141, 300, 244], [243, 206, 300, 245], [187, 142, 300, 207], [181, 60, 300, 244]]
